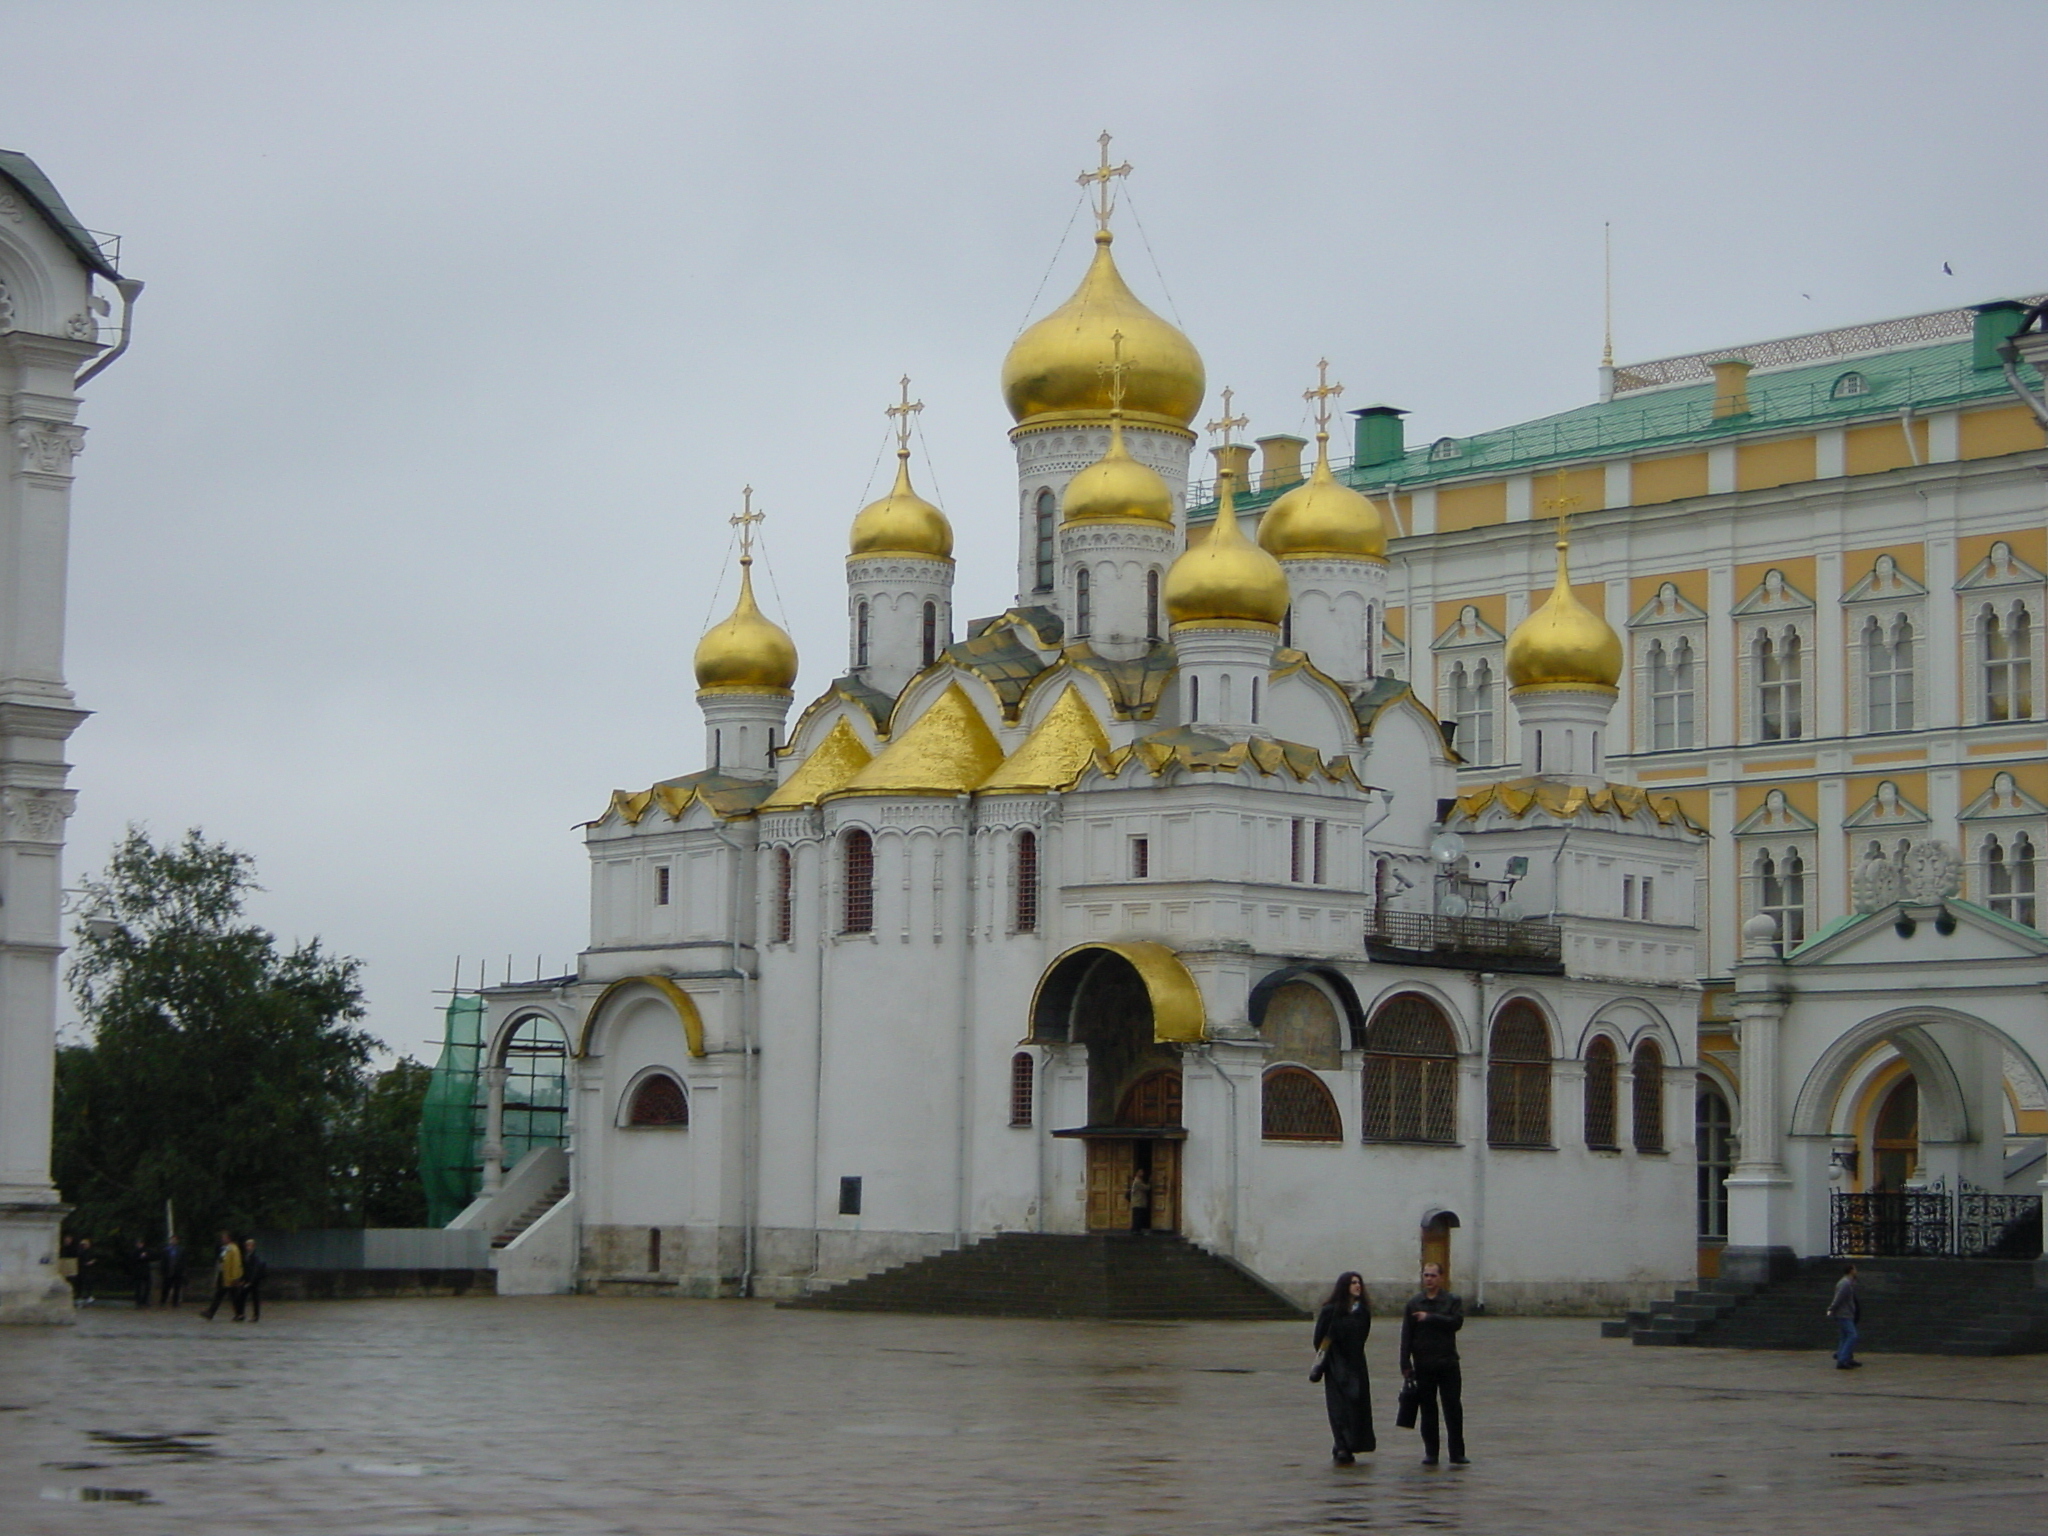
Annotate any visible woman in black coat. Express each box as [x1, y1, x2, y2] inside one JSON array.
[[1313, 1271, 1375, 1463]]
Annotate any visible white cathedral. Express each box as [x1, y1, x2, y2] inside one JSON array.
[[465, 156, 1707, 1312]]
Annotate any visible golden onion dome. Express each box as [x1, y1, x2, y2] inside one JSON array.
[[693, 560, 798, 693], [1505, 536, 1622, 691], [1061, 414, 1174, 525], [849, 450, 953, 561], [1256, 431, 1387, 561], [1164, 469, 1289, 628], [1001, 231, 1205, 429]]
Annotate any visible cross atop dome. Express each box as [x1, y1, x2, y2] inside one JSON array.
[[1096, 330, 1135, 414], [885, 375, 924, 455], [730, 485, 764, 564], [1078, 131, 1133, 235], [1206, 386, 1249, 455], [1304, 359, 1344, 436]]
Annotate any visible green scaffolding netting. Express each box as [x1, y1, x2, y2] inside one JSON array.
[[419, 995, 485, 1227]]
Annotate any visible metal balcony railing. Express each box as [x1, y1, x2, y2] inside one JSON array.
[[1365, 909, 1564, 974]]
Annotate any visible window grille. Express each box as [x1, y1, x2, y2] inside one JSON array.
[[1641, 876, 1655, 921], [1146, 570, 1160, 640], [501, 1016, 570, 1164], [774, 847, 794, 944], [1756, 846, 1807, 946], [1014, 829, 1039, 933], [1486, 1001, 1551, 1146], [655, 865, 671, 906], [1647, 636, 1696, 750], [1450, 659, 1495, 764], [1584, 1036, 1619, 1148], [855, 601, 870, 669], [841, 829, 875, 934], [1075, 566, 1091, 637], [1289, 819, 1305, 884], [1696, 1084, 1732, 1238], [1363, 994, 1459, 1143], [1632, 1038, 1666, 1151], [1983, 601, 2035, 721], [921, 601, 938, 666], [1864, 613, 1915, 731], [1033, 490, 1056, 592], [1313, 820, 1328, 885], [1755, 626, 1804, 740], [1262, 1067, 1343, 1141], [627, 1074, 689, 1127], [1130, 837, 1150, 879], [1008, 1052, 1034, 1126], [1188, 675, 1200, 719]]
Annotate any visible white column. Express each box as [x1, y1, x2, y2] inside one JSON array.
[[1722, 922, 1796, 1283], [480, 1066, 510, 1196]]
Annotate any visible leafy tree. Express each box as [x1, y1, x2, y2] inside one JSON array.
[[335, 1058, 434, 1228], [56, 827, 377, 1242]]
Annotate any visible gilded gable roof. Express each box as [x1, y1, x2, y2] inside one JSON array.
[[836, 683, 1005, 797], [980, 684, 1110, 794], [758, 718, 874, 811]]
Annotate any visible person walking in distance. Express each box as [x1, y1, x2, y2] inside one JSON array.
[[1399, 1261, 1467, 1466], [1127, 1168, 1151, 1235], [240, 1238, 268, 1323], [158, 1235, 186, 1308], [1312, 1272, 1375, 1464], [201, 1231, 244, 1321], [130, 1237, 154, 1309], [1828, 1263, 1862, 1369]]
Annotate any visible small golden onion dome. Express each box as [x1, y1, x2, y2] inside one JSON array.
[[849, 451, 953, 560], [693, 560, 798, 693], [1001, 231, 1205, 429], [1256, 432, 1386, 561], [1505, 538, 1622, 691], [1164, 470, 1289, 628], [1061, 414, 1174, 525]]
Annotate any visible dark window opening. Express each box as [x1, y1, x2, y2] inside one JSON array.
[[842, 829, 875, 934], [628, 1074, 689, 1127]]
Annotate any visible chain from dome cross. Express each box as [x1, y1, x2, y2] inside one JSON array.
[[730, 485, 765, 562], [885, 374, 924, 455], [1077, 130, 1133, 235]]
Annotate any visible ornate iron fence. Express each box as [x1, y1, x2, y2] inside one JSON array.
[[1831, 1183, 2045, 1259], [1959, 1188, 2044, 1259]]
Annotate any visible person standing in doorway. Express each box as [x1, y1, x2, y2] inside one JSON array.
[[201, 1231, 243, 1321], [1312, 1272, 1375, 1464], [1828, 1263, 1862, 1368], [158, 1236, 186, 1308], [240, 1238, 267, 1322], [1400, 1261, 1467, 1466], [1127, 1168, 1151, 1235]]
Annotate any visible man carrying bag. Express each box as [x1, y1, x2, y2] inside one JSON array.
[[1398, 1261, 1468, 1466]]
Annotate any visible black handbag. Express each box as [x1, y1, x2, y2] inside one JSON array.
[[1395, 1378, 1421, 1429], [1308, 1344, 1329, 1384]]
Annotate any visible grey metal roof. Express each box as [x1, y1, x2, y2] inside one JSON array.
[[0, 149, 121, 279]]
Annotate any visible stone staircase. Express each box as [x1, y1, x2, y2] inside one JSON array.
[[1604, 1257, 2048, 1355], [781, 1232, 1308, 1320], [490, 1178, 569, 1250]]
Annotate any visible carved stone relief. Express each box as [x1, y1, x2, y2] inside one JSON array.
[[13, 419, 85, 475], [1, 787, 77, 844]]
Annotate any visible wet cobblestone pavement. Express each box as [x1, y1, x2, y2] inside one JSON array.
[[2, 1297, 2043, 1533]]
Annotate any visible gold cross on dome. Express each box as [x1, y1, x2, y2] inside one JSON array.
[[1303, 357, 1344, 435], [884, 375, 924, 454], [730, 485, 765, 562], [1077, 130, 1133, 234], [1096, 330, 1135, 413], [1206, 386, 1249, 450], [1539, 468, 1584, 539]]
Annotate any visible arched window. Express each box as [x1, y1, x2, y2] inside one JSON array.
[[500, 1015, 570, 1163], [1250, 676, 1261, 724], [1756, 846, 1807, 946], [1009, 1052, 1034, 1126], [1831, 370, 1869, 399], [1584, 1036, 1619, 1149], [1146, 570, 1160, 641], [1983, 831, 2038, 926], [1450, 659, 1494, 764], [841, 829, 874, 934], [1282, 605, 1293, 649], [1188, 674, 1201, 719], [1864, 613, 1915, 731], [1696, 1082, 1731, 1239], [773, 847, 794, 944], [921, 601, 939, 666], [1429, 436, 1462, 460], [1755, 626, 1803, 740], [855, 601, 871, 669], [1647, 636, 1696, 750], [1983, 601, 2035, 721], [1262, 1066, 1343, 1142], [1033, 490, 1056, 592], [1075, 566, 1091, 636], [1632, 1038, 1665, 1151], [1363, 994, 1459, 1143], [1014, 829, 1039, 933], [626, 1073, 689, 1127], [1486, 1001, 1551, 1147]]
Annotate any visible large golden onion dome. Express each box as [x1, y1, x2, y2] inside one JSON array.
[[1001, 231, 1205, 429], [1257, 430, 1387, 561], [1164, 467, 1289, 628], [1505, 534, 1622, 692], [694, 559, 798, 694], [849, 450, 953, 561], [1061, 414, 1174, 525]]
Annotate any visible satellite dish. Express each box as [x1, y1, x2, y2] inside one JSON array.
[[1498, 898, 1526, 923], [1440, 892, 1471, 919], [1430, 833, 1466, 866]]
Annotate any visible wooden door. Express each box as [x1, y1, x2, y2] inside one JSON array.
[[1421, 1219, 1452, 1286], [1086, 1140, 1135, 1231], [1149, 1140, 1180, 1233]]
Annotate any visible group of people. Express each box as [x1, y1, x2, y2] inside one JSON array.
[[1311, 1261, 1467, 1468], [57, 1230, 267, 1320]]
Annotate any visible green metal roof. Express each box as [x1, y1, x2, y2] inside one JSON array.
[[1193, 333, 2043, 518], [0, 149, 121, 279]]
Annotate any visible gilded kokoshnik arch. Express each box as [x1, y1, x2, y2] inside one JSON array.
[[1028, 941, 1207, 1044], [575, 975, 708, 1059]]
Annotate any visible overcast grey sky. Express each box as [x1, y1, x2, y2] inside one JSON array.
[[7, 0, 2042, 1060]]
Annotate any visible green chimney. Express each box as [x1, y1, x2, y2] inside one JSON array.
[[1973, 301, 2028, 371], [1352, 406, 1408, 468]]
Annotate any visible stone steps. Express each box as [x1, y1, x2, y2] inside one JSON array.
[[781, 1233, 1308, 1320], [491, 1179, 570, 1249]]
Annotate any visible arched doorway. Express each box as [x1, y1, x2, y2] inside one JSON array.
[[1870, 1074, 1919, 1191], [1421, 1210, 1460, 1285], [499, 1014, 570, 1166]]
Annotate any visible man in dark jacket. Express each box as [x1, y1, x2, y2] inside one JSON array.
[[1399, 1261, 1467, 1466], [240, 1238, 268, 1323]]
